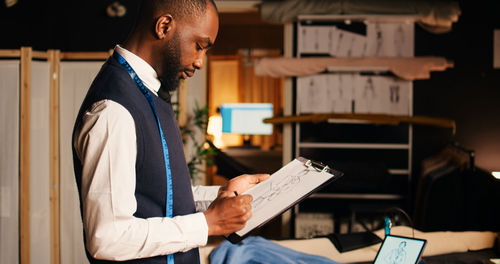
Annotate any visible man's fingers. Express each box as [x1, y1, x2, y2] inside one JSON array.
[[237, 194, 253, 203], [225, 210, 252, 226], [247, 173, 270, 184], [230, 195, 252, 215], [236, 201, 252, 215], [255, 173, 270, 183], [204, 193, 254, 236]]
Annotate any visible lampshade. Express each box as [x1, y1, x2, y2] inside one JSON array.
[[207, 114, 224, 148]]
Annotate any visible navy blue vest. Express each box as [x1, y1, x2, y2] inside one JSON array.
[[72, 56, 199, 264]]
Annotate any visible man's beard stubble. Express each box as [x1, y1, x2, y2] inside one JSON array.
[[159, 32, 182, 94]]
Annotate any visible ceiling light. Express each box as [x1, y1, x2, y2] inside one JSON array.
[[106, 1, 127, 18], [5, 0, 18, 8]]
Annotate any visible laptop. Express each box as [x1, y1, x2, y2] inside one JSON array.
[[373, 234, 427, 264]]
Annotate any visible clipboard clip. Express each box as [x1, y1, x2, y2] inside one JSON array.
[[305, 159, 330, 173]]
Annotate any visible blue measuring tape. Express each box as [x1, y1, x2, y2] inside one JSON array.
[[113, 52, 174, 264]]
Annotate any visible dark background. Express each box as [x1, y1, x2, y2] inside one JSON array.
[[412, 1, 500, 174], [1, 0, 498, 173]]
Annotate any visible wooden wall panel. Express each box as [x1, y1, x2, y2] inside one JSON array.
[[20, 46, 32, 264], [30, 60, 51, 264], [0, 59, 20, 264], [48, 50, 61, 264]]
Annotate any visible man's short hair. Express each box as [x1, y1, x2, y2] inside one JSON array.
[[142, 0, 217, 22]]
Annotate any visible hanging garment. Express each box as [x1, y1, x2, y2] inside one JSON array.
[[254, 57, 452, 81], [260, 0, 460, 34], [414, 144, 500, 232]]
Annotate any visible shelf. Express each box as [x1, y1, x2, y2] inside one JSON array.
[[265, 113, 455, 131], [327, 118, 379, 124], [298, 14, 419, 23], [298, 142, 410, 150], [388, 169, 410, 175], [325, 65, 390, 73]]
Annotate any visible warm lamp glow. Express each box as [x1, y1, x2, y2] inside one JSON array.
[[207, 114, 224, 148], [492, 171, 500, 180]]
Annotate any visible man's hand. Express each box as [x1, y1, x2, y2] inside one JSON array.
[[220, 174, 270, 195], [204, 174, 270, 236], [203, 191, 253, 236]]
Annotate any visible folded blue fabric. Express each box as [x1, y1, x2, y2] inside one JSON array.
[[210, 236, 339, 264]]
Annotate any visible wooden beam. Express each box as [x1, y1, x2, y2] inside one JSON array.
[[48, 49, 61, 264], [0, 49, 21, 58], [264, 113, 456, 132], [60, 51, 110, 60], [32, 50, 48, 59], [20, 46, 32, 264]]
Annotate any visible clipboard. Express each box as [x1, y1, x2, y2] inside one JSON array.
[[226, 157, 344, 244]]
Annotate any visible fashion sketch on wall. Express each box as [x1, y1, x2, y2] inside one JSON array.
[[298, 74, 409, 115], [366, 22, 414, 57]]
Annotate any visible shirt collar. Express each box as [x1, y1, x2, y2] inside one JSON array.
[[114, 45, 161, 96]]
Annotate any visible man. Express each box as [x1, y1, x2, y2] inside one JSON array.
[[72, 0, 269, 263]]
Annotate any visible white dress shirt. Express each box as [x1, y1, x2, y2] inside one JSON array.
[[73, 45, 220, 261]]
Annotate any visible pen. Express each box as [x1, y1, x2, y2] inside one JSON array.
[[234, 191, 238, 196]]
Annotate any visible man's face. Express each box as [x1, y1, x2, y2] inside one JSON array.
[[159, 4, 219, 91], [159, 31, 182, 91]]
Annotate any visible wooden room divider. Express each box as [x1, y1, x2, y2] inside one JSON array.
[[0, 47, 200, 264]]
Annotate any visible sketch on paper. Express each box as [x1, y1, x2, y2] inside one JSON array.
[[298, 74, 410, 115], [299, 22, 413, 57], [235, 159, 336, 237], [386, 79, 410, 115], [366, 22, 414, 57], [352, 76, 410, 115], [353, 75, 377, 114], [374, 23, 384, 56], [327, 74, 354, 113], [297, 75, 329, 114], [394, 24, 406, 57], [298, 74, 359, 114], [299, 26, 331, 54], [332, 29, 367, 57], [250, 169, 307, 212], [390, 84, 400, 103], [363, 77, 376, 99]]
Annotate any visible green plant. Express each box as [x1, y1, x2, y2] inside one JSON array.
[[173, 101, 216, 180]]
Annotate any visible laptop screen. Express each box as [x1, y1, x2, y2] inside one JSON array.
[[373, 235, 426, 264]]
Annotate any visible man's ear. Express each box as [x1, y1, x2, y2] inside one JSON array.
[[155, 14, 175, 40]]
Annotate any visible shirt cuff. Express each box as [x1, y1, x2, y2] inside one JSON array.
[[192, 185, 221, 212], [174, 212, 209, 249]]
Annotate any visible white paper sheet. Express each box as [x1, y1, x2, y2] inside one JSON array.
[[299, 26, 333, 54], [385, 79, 411, 115], [353, 75, 377, 113], [336, 74, 355, 113], [297, 74, 329, 113], [236, 158, 336, 236], [328, 27, 341, 56], [335, 29, 367, 57], [298, 73, 358, 114], [366, 22, 414, 57], [353, 76, 410, 115]]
